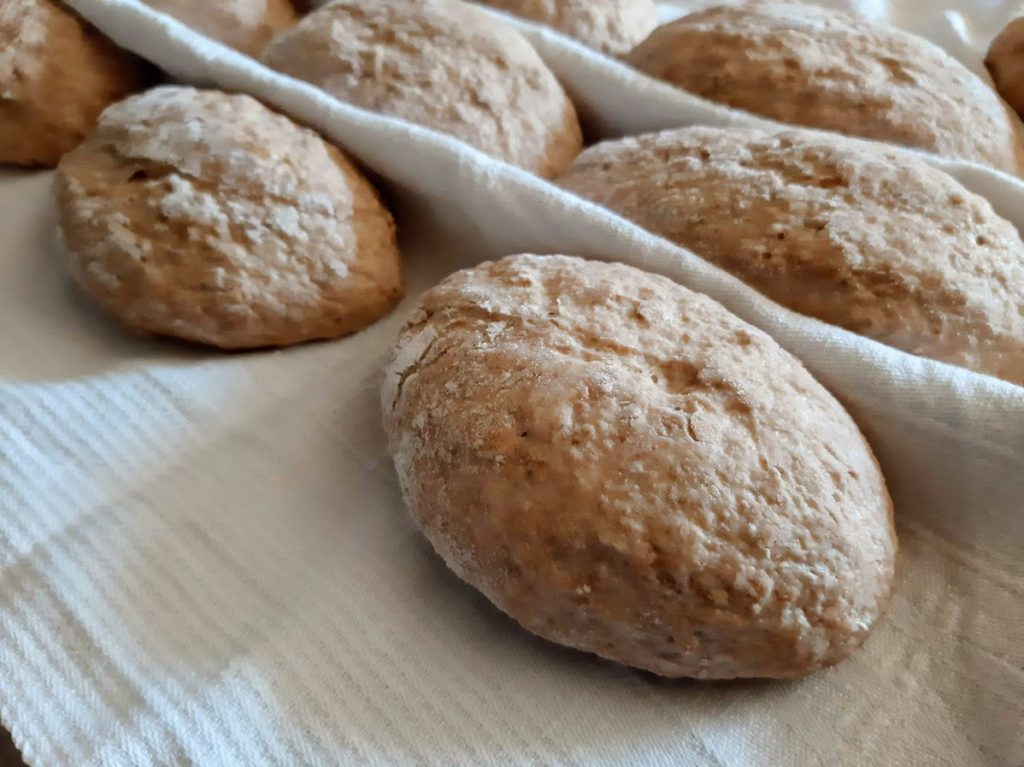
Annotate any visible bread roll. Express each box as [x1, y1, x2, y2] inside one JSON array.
[[142, 0, 297, 57], [626, 3, 1024, 174], [383, 254, 896, 679], [0, 0, 149, 167], [56, 86, 401, 349], [986, 17, 1024, 121], [557, 127, 1024, 384], [473, 0, 657, 56], [261, 0, 582, 177]]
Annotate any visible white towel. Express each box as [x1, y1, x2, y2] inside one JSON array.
[[0, 1, 1021, 764]]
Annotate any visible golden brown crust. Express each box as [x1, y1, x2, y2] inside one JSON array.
[[56, 86, 402, 349], [557, 126, 1024, 385], [261, 0, 583, 177], [143, 0, 298, 57], [0, 0, 150, 167], [383, 254, 896, 679], [626, 3, 1024, 174], [987, 17, 1024, 121], [474, 0, 658, 56]]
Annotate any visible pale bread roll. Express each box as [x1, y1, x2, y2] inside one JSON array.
[[383, 254, 896, 679], [56, 86, 401, 349], [557, 127, 1024, 385], [473, 0, 658, 56], [261, 0, 582, 178], [626, 3, 1024, 174], [143, 0, 297, 57], [0, 0, 149, 167], [987, 17, 1024, 121]]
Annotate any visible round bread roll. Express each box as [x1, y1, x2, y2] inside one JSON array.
[[383, 254, 896, 679], [55, 86, 401, 349], [986, 17, 1024, 121], [473, 0, 658, 56], [261, 0, 582, 178], [0, 0, 149, 167], [625, 3, 1024, 174], [142, 0, 297, 57], [557, 127, 1024, 385]]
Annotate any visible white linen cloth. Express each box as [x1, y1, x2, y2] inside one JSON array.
[[1, 1, 1022, 764]]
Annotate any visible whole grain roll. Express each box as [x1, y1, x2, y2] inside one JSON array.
[[383, 254, 896, 679], [626, 3, 1024, 174], [56, 86, 401, 349], [986, 16, 1024, 121], [557, 126, 1024, 384], [474, 0, 658, 56], [142, 0, 298, 57], [0, 0, 150, 167], [261, 0, 583, 178]]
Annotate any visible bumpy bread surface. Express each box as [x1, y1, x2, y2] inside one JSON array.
[[557, 127, 1024, 385], [626, 3, 1024, 174], [382, 254, 896, 679], [55, 86, 401, 349], [143, 0, 297, 57], [474, 0, 657, 56], [261, 0, 582, 178], [0, 0, 149, 167], [987, 17, 1024, 121]]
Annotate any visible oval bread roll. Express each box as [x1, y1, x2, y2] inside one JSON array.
[[56, 86, 402, 349], [383, 254, 897, 679], [557, 127, 1024, 385], [142, 0, 298, 57], [473, 0, 658, 56], [0, 0, 149, 167], [626, 3, 1024, 174], [261, 0, 583, 178], [986, 17, 1024, 121]]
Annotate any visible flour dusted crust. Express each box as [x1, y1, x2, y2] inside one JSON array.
[[56, 86, 401, 349], [382, 254, 896, 679], [0, 0, 149, 167], [557, 127, 1024, 385], [261, 0, 582, 177], [474, 0, 657, 56], [987, 17, 1024, 121], [143, 0, 297, 57], [626, 3, 1024, 174]]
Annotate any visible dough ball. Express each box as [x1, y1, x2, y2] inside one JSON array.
[[143, 0, 298, 57], [0, 0, 150, 167], [986, 16, 1024, 121], [473, 0, 658, 56], [261, 0, 582, 178], [382, 254, 896, 679], [56, 86, 401, 349], [625, 3, 1024, 174], [557, 127, 1024, 384]]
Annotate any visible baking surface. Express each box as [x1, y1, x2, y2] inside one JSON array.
[[1, 2, 1023, 766]]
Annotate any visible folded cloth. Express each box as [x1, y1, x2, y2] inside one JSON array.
[[0, 1, 1021, 765]]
